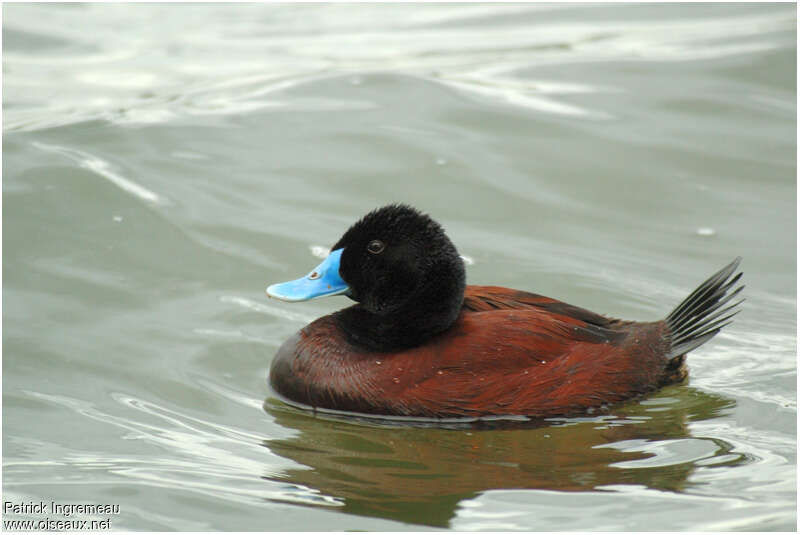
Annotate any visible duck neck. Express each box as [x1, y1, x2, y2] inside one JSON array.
[[334, 263, 466, 352]]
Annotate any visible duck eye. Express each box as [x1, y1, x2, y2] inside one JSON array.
[[367, 239, 385, 255]]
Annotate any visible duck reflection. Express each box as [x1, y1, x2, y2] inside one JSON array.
[[261, 386, 738, 528]]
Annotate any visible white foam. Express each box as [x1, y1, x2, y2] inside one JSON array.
[[309, 245, 329, 259], [696, 227, 716, 236]]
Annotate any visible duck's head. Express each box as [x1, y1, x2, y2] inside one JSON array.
[[267, 204, 466, 350]]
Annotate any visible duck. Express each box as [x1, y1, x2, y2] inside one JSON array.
[[266, 204, 743, 420]]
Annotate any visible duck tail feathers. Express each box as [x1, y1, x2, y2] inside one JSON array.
[[665, 257, 744, 359]]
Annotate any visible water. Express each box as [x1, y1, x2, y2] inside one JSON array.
[[2, 3, 796, 531]]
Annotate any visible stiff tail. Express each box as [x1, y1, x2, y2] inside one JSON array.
[[665, 257, 744, 359]]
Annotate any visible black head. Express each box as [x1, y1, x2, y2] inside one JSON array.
[[331, 204, 466, 351]]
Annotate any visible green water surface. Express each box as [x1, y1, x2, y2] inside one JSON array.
[[2, 3, 796, 531]]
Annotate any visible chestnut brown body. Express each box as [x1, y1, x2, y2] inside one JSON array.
[[270, 286, 685, 419]]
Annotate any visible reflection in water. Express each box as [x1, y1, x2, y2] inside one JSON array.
[[262, 387, 744, 527]]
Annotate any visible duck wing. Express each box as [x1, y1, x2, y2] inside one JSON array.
[[463, 285, 624, 330]]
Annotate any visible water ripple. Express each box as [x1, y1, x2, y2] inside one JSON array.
[[220, 295, 316, 324], [31, 142, 169, 206], [9, 390, 342, 509], [4, 4, 793, 132]]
